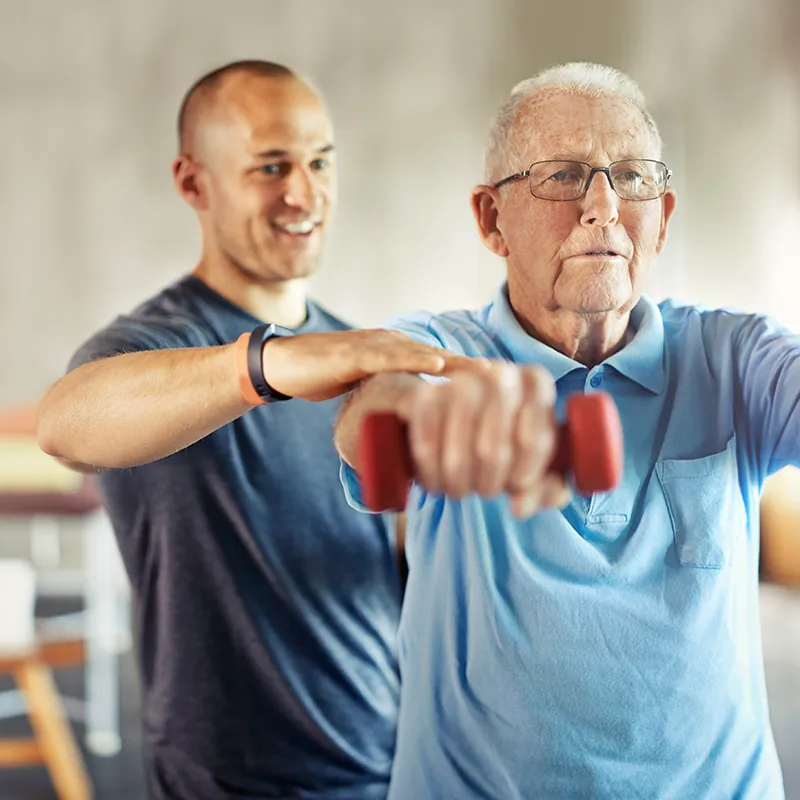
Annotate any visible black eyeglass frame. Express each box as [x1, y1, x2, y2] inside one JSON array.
[[492, 159, 672, 201]]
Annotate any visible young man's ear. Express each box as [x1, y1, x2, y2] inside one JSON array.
[[172, 156, 209, 212]]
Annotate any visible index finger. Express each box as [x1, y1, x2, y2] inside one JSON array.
[[434, 353, 493, 375]]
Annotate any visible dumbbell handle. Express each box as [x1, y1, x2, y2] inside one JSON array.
[[357, 391, 623, 512]]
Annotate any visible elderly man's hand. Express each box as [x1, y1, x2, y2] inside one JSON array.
[[399, 363, 569, 518], [262, 330, 485, 402]]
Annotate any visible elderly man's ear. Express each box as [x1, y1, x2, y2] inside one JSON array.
[[656, 188, 677, 254], [471, 186, 510, 258]]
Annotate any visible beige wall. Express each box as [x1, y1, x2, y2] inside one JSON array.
[[633, 0, 800, 317], [1, 0, 799, 406], [1, 5, 798, 784]]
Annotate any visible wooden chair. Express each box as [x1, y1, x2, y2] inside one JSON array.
[[0, 638, 93, 799], [0, 558, 92, 799], [0, 401, 128, 757]]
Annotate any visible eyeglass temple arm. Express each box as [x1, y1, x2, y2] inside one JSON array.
[[492, 170, 530, 189]]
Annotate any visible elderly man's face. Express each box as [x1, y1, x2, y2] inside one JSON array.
[[474, 91, 676, 324]]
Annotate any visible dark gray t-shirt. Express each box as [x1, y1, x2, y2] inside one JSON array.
[[69, 276, 401, 800]]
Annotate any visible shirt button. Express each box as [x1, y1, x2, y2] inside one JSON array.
[[590, 373, 603, 388]]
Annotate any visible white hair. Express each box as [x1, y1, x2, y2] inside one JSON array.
[[484, 62, 663, 183]]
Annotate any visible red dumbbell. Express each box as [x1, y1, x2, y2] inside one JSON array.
[[357, 391, 623, 512]]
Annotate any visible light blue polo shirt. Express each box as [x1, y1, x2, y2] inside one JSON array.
[[341, 282, 795, 799]]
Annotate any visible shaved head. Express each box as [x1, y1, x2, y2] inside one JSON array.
[[178, 60, 299, 156], [172, 60, 337, 286]]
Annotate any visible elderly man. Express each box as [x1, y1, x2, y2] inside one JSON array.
[[335, 62, 790, 798]]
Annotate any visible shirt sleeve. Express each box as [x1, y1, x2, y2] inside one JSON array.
[[381, 311, 453, 348], [68, 313, 204, 373], [339, 311, 459, 513], [733, 313, 800, 478]]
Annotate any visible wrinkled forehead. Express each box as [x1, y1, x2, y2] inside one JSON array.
[[511, 90, 658, 166]]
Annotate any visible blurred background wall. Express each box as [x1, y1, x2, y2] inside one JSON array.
[[0, 1, 798, 797], [2, 0, 799, 404]]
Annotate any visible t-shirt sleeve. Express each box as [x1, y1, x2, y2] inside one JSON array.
[[67, 313, 204, 373]]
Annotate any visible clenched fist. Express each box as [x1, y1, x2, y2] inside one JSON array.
[[398, 362, 569, 517]]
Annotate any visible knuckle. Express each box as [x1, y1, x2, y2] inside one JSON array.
[[440, 448, 464, 492], [449, 374, 483, 410], [483, 363, 512, 392], [515, 421, 555, 469], [377, 329, 401, 344], [539, 475, 570, 508], [412, 428, 437, 462], [448, 369, 477, 390], [409, 435, 439, 490], [533, 423, 557, 462], [478, 456, 510, 497], [474, 433, 499, 466], [522, 365, 556, 406]]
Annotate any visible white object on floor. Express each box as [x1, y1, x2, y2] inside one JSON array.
[[0, 559, 36, 653], [0, 511, 131, 757]]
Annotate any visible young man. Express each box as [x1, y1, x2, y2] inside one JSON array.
[[38, 60, 466, 800]]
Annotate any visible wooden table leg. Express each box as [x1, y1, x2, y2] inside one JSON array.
[[15, 660, 93, 800]]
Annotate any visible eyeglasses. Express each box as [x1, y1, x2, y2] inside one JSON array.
[[492, 159, 672, 202]]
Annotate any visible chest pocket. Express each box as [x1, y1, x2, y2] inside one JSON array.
[[655, 435, 745, 569]]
